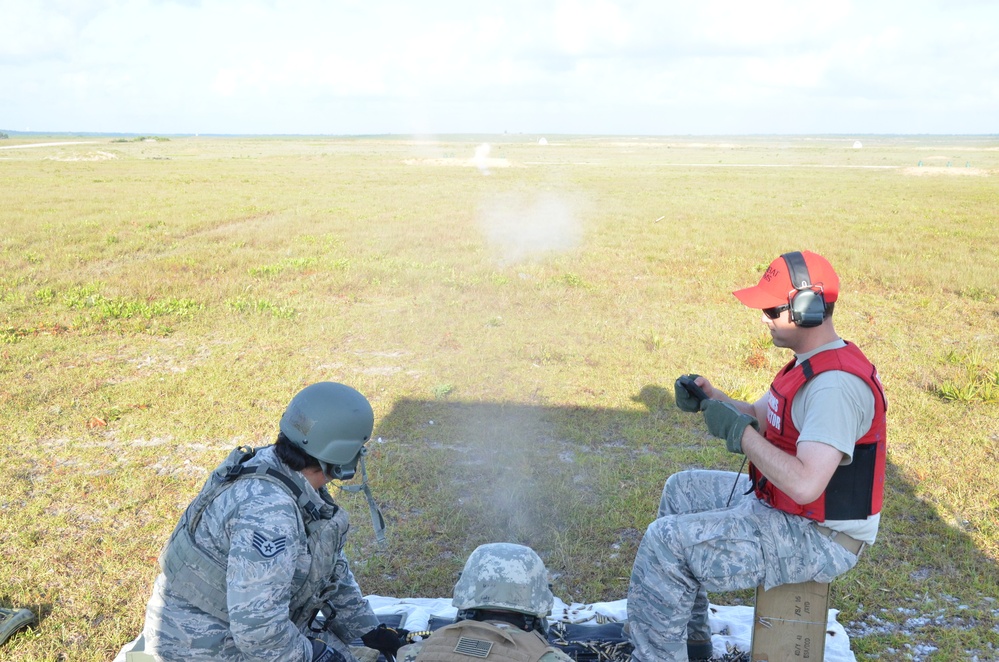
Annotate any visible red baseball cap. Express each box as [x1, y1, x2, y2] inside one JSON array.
[[733, 251, 839, 309]]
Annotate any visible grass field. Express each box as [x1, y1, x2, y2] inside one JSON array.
[[1, 134, 997, 661]]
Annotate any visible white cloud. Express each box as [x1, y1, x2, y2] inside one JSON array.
[[744, 53, 831, 89], [693, 0, 853, 49], [1, 0, 997, 134], [553, 0, 631, 55]]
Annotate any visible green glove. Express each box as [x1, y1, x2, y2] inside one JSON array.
[[701, 400, 759, 454], [674, 374, 706, 412]]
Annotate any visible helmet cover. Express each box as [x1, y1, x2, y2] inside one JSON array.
[[452, 543, 554, 618]]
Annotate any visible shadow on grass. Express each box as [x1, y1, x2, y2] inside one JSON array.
[[345, 390, 998, 657], [347, 388, 708, 601], [842, 461, 999, 657]]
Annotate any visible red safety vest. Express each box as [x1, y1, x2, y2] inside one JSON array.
[[750, 342, 887, 521]]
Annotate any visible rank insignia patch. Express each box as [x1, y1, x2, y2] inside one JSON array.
[[252, 532, 287, 559]]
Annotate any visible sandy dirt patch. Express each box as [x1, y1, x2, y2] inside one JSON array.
[[0, 141, 101, 150], [403, 157, 511, 168], [902, 166, 989, 176], [43, 151, 118, 162]]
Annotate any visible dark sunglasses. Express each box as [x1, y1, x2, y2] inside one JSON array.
[[763, 304, 790, 320]]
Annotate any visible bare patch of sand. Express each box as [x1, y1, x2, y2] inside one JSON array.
[[403, 157, 512, 168], [902, 166, 989, 177], [0, 141, 100, 150], [44, 150, 119, 162]]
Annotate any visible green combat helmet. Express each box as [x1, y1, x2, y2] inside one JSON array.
[[280, 382, 374, 481], [453, 543, 555, 634], [0, 607, 35, 647]]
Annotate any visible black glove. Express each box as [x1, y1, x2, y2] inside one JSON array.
[[310, 638, 346, 662], [675, 374, 707, 412], [701, 399, 759, 454], [361, 624, 410, 662]]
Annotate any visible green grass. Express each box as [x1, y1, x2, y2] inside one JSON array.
[[1, 135, 997, 661]]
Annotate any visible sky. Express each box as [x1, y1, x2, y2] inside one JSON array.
[[1, 0, 997, 136]]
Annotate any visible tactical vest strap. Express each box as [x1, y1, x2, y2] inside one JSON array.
[[229, 463, 327, 524]]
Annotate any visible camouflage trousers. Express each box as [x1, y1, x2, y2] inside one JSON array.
[[627, 470, 858, 662]]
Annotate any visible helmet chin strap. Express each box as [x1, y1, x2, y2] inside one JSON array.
[[337, 454, 387, 549]]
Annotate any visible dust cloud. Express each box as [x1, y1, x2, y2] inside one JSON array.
[[476, 191, 584, 265]]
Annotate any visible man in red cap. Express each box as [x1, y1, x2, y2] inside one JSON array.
[[627, 251, 887, 661]]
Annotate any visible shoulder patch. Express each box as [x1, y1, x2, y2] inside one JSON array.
[[251, 531, 288, 559]]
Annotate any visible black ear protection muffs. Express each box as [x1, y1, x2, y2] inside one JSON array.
[[781, 251, 827, 327]]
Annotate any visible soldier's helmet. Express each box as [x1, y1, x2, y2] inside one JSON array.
[[452, 543, 555, 619], [279, 382, 373, 480]]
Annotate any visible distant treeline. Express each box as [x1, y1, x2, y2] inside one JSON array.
[[0, 132, 8, 139]]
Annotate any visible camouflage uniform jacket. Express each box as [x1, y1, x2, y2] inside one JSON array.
[[142, 445, 378, 660], [397, 620, 572, 662]]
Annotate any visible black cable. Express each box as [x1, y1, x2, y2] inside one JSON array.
[[726, 456, 748, 507]]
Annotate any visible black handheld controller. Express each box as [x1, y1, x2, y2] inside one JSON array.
[[677, 376, 709, 405]]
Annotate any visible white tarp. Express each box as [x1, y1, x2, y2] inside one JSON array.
[[116, 595, 857, 661], [366, 595, 857, 662]]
